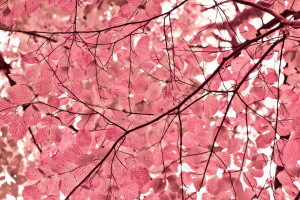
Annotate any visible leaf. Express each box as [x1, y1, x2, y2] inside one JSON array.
[[47, 96, 60, 112], [25, 0, 41, 14], [249, 167, 264, 177], [120, 183, 139, 200], [63, 145, 83, 162], [25, 168, 44, 180], [274, 188, 286, 200], [69, 66, 85, 82], [231, 56, 250, 73], [32, 78, 54, 96], [136, 36, 150, 50], [128, 0, 144, 5], [150, 178, 166, 194], [44, 195, 60, 200], [9, 115, 27, 140], [108, 16, 127, 28], [0, 100, 14, 113], [282, 139, 300, 166], [36, 127, 50, 143], [124, 133, 145, 150], [163, 144, 179, 161], [21, 54, 39, 64], [228, 138, 243, 154], [265, 70, 278, 84], [137, 150, 154, 167], [49, 126, 63, 142], [75, 154, 93, 166], [201, 47, 218, 62], [0, 7, 14, 25], [203, 95, 219, 117], [280, 89, 299, 103], [112, 80, 128, 96], [145, 1, 162, 18], [119, 4, 136, 18], [131, 167, 150, 186], [214, 151, 230, 169], [145, 84, 162, 102], [253, 118, 270, 133], [277, 170, 293, 186], [238, 22, 257, 40], [186, 116, 204, 133], [22, 185, 41, 200], [256, 132, 275, 149], [243, 172, 257, 188], [105, 126, 124, 141], [76, 129, 92, 147], [60, 174, 77, 196], [22, 105, 41, 127], [58, 0, 77, 12], [206, 176, 219, 195], [8, 85, 34, 104], [8, 74, 28, 84]]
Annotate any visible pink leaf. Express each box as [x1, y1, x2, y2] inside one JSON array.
[[203, 96, 219, 117], [36, 127, 50, 143], [238, 22, 257, 40], [231, 56, 250, 73], [136, 36, 150, 50], [60, 174, 77, 196], [75, 154, 94, 166], [69, 66, 85, 82], [58, 0, 76, 12], [201, 47, 218, 62], [282, 139, 300, 166], [128, 0, 144, 5], [243, 172, 257, 188], [25, 0, 41, 13], [112, 80, 128, 96], [214, 151, 231, 169], [186, 116, 204, 133], [45, 178, 60, 195], [108, 16, 127, 28], [277, 170, 293, 186], [8, 85, 34, 104], [25, 168, 44, 180], [105, 126, 124, 141], [206, 176, 220, 195], [22, 105, 41, 126], [47, 96, 60, 111], [253, 118, 271, 133], [119, 4, 136, 18], [131, 167, 150, 186], [32, 78, 54, 96], [76, 129, 92, 147], [0, 7, 14, 25], [280, 89, 299, 103], [120, 183, 139, 200], [146, 2, 162, 18], [8, 74, 28, 84], [9, 115, 27, 140], [22, 185, 41, 200], [256, 132, 275, 149], [137, 150, 154, 167], [21, 54, 39, 64]]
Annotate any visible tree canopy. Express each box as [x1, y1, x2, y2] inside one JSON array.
[[0, 0, 299, 199]]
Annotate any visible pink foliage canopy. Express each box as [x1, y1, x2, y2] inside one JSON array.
[[0, 0, 300, 199]]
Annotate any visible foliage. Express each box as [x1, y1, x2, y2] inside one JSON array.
[[0, 0, 300, 199]]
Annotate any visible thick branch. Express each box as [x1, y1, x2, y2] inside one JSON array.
[[232, 0, 285, 21], [28, 127, 42, 153]]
